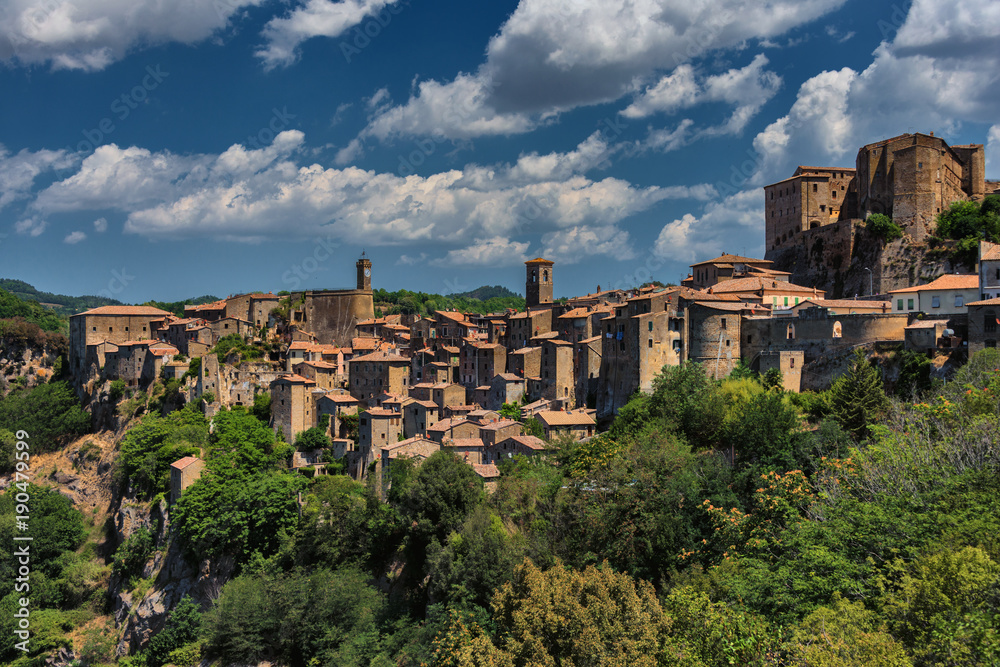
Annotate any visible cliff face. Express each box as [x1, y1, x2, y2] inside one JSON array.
[[766, 221, 965, 298]]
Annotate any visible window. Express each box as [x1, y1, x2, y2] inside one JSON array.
[[720, 318, 727, 330], [648, 339, 653, 348], [985, 311, 997, 333], [832, 321, 843, 338], [648, 321, 653, 331], [787, 324, 795, 340], [813, 183, 817, 192], [931, 296, 940, 308], [955, 295, 964, 308], [908, 299, 914, 310], [784, 297, 789, 307], [897, 299, 904, 311], [832, 190, 837, 199], [747, 335, 752, 344]]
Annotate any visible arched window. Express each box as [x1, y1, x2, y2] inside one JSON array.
[[832, 321, 843, 338], [810, 221, 820, 229], [786, 324, 795, 340], [543, 270, 549, 282]]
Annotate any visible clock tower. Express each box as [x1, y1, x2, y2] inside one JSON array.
[[356, 252, 372, 291]]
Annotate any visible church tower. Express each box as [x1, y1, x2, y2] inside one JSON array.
[[357, 252, 372, 291], [525, 258, 554, 307]]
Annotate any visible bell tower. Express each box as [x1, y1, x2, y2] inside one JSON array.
[[357, 252, 372, 291], [525, 258, 554, 307]]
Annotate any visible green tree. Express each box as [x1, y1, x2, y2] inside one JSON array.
[[406, 451, 485, 547], [498, 402, 521, 420], [294, 426, 330, 451], [206, 568, 385, 667], [0, 381, 90, 452], [829, 350, 888, 440], [147, 595, 202, 667], [788, 595, 912, 667], [490, 559, 677, 667], [650, 362, 724, 448]]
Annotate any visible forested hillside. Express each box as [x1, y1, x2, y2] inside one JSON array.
[[374, 286, 526, 316], [2, 350, 1000, 666]]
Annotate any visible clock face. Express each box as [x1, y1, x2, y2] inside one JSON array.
[[364, 268, 371, 277]]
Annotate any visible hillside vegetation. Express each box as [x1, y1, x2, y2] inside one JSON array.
[[3, 347, 1000, 666]]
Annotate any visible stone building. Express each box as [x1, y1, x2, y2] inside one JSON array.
[[348, 350, 410, 404], [508, 346, 542, 379], [357, 408, 403, 479], [104, 341, 180, 385], [270, 374, 317, 443], [535, 410, 595, 440], [484, 435, 546, 465], [888, 274, 980, 316], [426, 417, 480, 444], [767, 132, 988, 253], [595, 290, 684, 417], [507, 308, 555, 349], [904, 320, 950, 355], [287, 256, 375, 346], [525, 258, 554, 308], [459, 342, 507, 388], [687, 254, 787, 289], [69, 305, 174, 377], [980, 241, 1000, 301], [574, 336, 602, 409], [315, 392, 360, 439], [685, 302, 758, 380], [403, 399, 440, 438], [169, 456, 205, 504], [966, 297, 1000, 355], [757, 350, 805, 393], [539, 339, 574, 405]]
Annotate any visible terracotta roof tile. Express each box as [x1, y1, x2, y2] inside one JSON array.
[[889, 274, 979, 294], [78, 305, 174, 317]]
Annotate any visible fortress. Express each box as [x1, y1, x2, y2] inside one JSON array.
[[765, 132, 999, 294], [287, 254, 376, 346]]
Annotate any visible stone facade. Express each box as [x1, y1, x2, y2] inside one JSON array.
[[525, 258, 554, 307], [966, 298, 1000, 356], [357, 408, 403, 479], [270, 374, 317, 443], [757, 350, 804, 393], [349, 351, 410, 405], [69, 305, 173, 378], [169, 456, 205, 505], [765, 168, 857, 251]]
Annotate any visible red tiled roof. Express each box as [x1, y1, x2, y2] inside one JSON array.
[[889, 274, 979, 294], [524, 257, 554, 264], [537, 410, 596, 426], [708, 277, 821, 294], [78, 305, 174, 317], [170, 456, 201, 470], [690, 254, 772, 267]]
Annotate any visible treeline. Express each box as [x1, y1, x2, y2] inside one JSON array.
[[5, 348, 1000, 666], [0, 288, 67, 335], [374, 286, 526, 316], [0, 278, 121, 318]]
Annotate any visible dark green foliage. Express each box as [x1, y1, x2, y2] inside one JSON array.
[[109, 379, 127, 402], [829, 350, 889, 440], [0, 485, 86, 594], [405, 451, 485, 547], [0, 430, 16, 474], [339, 412, 360, 440], [0, 278, 121, 317], [650, 363, 724, 448], [728, 359, 758, 381], [206, 568, 384, 667], [207, 406, 288, 470], [146, 595, 202, 667], [761, 367, 784, 390], [426, 505, 525, 610], [935, 196, 1000, 268], [893, 349, 933, 399], [866, 213, 904, 242], [294, 426, 330, 451], [373, 287, 525, 316], [112, 527, 154, 583], [115, 406, 206, 498], [523, 417, 545, 439], [0, 381, 89, 452], [0, 287, 68, 333], [250, 391, 270, 423], [172, 467, 307, 565]]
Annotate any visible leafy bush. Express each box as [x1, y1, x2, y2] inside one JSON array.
[[146, 596, 202, 667], [866, 213, 904, 242], [0, 381, 90, 452], [295, 426, 330, 451], [112, 527, 154, 583], [109, 379, 127, 402]]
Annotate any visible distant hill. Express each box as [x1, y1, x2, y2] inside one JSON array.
[[447, 285, 521, 300], [0, 279, 122, 316]]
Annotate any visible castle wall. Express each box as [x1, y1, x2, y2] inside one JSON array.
[[742, 311, 907, 364], [295, 290, 374, 346]]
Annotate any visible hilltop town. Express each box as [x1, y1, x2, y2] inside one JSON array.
[[61, 132, 1000, 494]]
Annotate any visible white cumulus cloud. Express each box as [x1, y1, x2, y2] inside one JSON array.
[[256, 0, 402, 70], [64, 230, 86, 244], [0, 0, 266, 71]]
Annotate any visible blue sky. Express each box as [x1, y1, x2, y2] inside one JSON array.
[[0, 0, 998, 303]]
